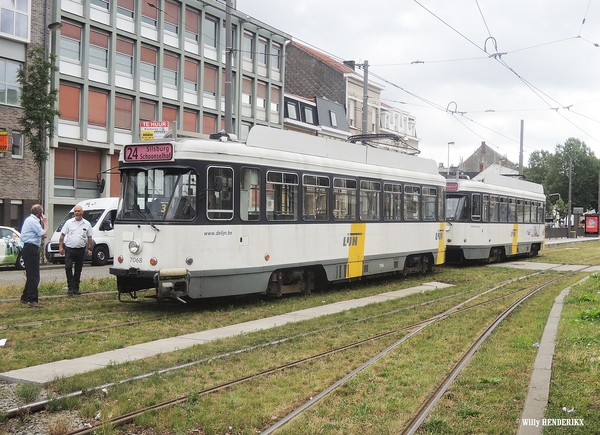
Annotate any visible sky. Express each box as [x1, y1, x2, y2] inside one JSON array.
[[235, 0, 600, 168]]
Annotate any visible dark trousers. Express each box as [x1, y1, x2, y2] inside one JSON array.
[[65, 246, 85, 292], [21, 243, 40, 303]]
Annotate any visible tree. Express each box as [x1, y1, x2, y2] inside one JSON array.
[[16, 46, 60, 193], [526, 138, 600, 215]]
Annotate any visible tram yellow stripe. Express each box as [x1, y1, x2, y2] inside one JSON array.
[[347, 223, 366, 278], [512, 223, 519, 255], [436, 222, 446, 265]]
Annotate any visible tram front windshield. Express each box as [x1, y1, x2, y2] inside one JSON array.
[[118, 168, 197, 221], [446, 194, 469, 221]]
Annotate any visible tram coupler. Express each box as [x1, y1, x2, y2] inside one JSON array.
[[154, 268, 190, 302]]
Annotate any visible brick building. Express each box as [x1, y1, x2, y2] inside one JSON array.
[[0, 0, 48, 229]]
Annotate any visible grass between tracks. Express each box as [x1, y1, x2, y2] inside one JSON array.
[[0, 242, 598, 434]]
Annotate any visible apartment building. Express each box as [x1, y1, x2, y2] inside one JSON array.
[[45, 0, 289, 227]]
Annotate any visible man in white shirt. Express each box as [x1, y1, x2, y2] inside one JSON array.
[[59, 205, 93, 295]]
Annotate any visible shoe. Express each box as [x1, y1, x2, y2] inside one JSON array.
[[73, 290, 82, 295], [20, 299, 27, 305], [67, 291, 74, 296], [27, 301, 43, 308]]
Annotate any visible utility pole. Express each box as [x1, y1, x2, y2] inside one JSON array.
[[568, 157, 573, 237], [519, 120, 524, 175], [224, 0, 233, 134], [362, 60, 368, 135]]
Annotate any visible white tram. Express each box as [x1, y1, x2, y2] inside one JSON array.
[[110, 127, 447, 302], [445, 172, 545, 263]]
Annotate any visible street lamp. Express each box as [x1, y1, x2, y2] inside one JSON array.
[[447, 142, 454, 176]]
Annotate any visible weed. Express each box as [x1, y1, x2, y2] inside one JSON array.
[[15, 382, 41, 403], [479, 377, 502, 384], [47, 395, 79, 412], [578, 308, 600, 321], [48, 415, 71, 435], [420, 416, 450, 433], [457, 406, 482, 418]]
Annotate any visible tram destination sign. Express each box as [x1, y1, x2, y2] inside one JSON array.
[[124, 144, 173, 162]]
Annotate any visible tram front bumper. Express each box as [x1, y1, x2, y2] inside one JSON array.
[[154, 268, 191, 301]]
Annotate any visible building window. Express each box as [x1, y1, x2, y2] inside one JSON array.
[[203, 64, 217, 102], [0, 0, 29, 40], [117, 0, 134, 18], [164, 1, 179, 34], [11, 130, 23, 158], [89, 29, 109, 68], [256, 81, 267, 109], [139, 100, 156, 124], [184, 59, 198, 91], [242, 78, 252, 106], [91, 0, 109, 10], [270, 86, 280, 116], [242, 32, 253, 60], [116, 38, 134, 75], [203, 15, 217, 48], [202, 113, 217, 134], [285, 101, 297, 120], [349, 100, 355, 127], [59, 83, 80, 122], [88, 89, 107, 127], [115, 95, 133, 130], [54, 148, 102, 198], [183, 109, 198, 132], [0, 58, 21, 105], [163, 52, 178, 87], [303, 105, 315, 124], [330, 110, 337, 128], [10, 200, 23, 228], [271, 43, 281, 71], [185, 8, 199, 41], [141, 0, 157, 26], [257, 38, 267, 65], [60, 21, 82, 61], [140, 46, 157, 81], [162, 105, 177, 125]]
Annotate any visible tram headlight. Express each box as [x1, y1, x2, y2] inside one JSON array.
[[129, 240, 141, 254]]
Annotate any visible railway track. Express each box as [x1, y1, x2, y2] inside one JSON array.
[[3, 270, 570, 435]]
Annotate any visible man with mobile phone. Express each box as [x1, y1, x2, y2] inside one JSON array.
[[19, 204, 48, 308]]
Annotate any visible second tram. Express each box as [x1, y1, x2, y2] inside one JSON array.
[[445, 172, 545, 263]]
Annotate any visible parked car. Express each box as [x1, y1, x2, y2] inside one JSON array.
[[0, 226, 25, 270]]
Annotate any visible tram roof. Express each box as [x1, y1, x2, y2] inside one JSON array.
[[244, 126, 439, 174], [448, 173, 545, 199]]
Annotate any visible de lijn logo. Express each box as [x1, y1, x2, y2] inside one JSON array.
[[343, 232, 362, 247]]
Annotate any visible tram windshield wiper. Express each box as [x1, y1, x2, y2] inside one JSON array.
[[127, 201, 160, 232]]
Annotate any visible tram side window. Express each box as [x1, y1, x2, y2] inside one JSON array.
[[422, 187, 437, 221], [240, 167, 261, 221], [207, 166, 234, 220], [404, 185, 420, 221], [360, 180, 381, 221], [509, 198, 516, 222], [333, 178, 357, 221], [482, 194, 489, 222], [266, 171, 298, 221], [537, 202, 545, 223], [303, 174, 329, 221], [523, 200, 531, 223], [438, 189, 445, 221], [471, 193, 481, 221], [499, 197, 508, 222], [517, 199, 524, 222], [490, 195, 499, 222], [384, 183, 402, 221]]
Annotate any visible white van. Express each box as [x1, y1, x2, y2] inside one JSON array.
[[46, 197, 119, 266]]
